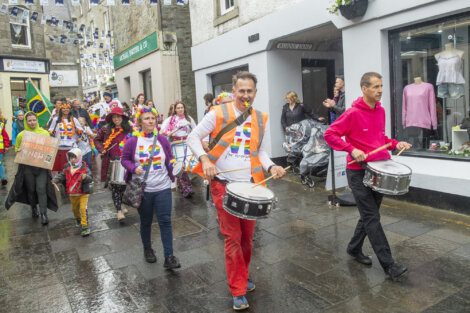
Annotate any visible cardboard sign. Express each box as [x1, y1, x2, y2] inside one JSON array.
[[14, 131, 59, 170]]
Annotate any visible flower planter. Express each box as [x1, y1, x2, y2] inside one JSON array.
[[339, 0, 368, 20]]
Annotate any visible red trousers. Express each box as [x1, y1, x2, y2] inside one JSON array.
[[211, 180, 256, 296]]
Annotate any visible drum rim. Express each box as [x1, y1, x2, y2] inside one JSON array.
[[366, 161, 412, 175]]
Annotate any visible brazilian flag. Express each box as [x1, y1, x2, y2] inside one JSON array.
[[26, 80, 53, 128]]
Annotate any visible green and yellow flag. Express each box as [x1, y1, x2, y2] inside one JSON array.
[[26, 80, 53, 127]]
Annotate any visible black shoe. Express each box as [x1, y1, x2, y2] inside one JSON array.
[[144, 248, 157, 263], [1, 179, 7, 186], [385, 263, 408, 281], [40, 213, 49, 226], [347, 250, 372, 266], [31, 206, 39, 218], [164, 255, 181, 269]]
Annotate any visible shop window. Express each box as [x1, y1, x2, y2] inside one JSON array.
[[9, 7, 31, 48], [142, 70, 153, 101], [390, 13, 470, 160], [214, 0, 238, 26], [220, 0, 235, 15], [211, 65, 248, 96]]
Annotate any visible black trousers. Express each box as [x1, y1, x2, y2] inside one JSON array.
[[346, 169, 394, 270], [23, 165, 48, 214]]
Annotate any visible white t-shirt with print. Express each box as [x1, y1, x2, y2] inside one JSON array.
[[187, 103, 275, 182], [134, 136, 171, 192]]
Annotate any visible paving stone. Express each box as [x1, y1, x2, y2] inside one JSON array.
[[1, 149, 470, 312], [384, 220, 434, 238]]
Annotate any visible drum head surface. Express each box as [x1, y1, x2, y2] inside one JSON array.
[[226, 182, 274, 200], [367, 160, 411, 175]]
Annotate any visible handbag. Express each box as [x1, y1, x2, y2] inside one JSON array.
[[122, 135, 158, 208]]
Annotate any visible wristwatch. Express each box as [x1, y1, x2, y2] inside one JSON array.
[[267, 164, 275, 173]]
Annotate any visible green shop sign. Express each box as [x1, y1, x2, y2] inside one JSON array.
[[113, 32, 158, 69]]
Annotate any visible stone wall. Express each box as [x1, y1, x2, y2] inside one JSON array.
[[189, 0, 304, 46], [110, 2, 195, 118], [161, 3, 196, 118], [0, 4, 46, 58]]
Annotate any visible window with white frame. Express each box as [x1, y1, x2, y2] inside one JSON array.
[[9, 7, 31, 48], [219, 0, 235, 15]]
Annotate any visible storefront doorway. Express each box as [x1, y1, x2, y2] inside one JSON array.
[[301, 59, 335, 120], [10, 77, 40, 113]]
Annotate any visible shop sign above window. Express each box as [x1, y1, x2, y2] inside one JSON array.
[[276, 42, 313, 50], [2, 58, 47, 73], [113, 32, 158, 70]]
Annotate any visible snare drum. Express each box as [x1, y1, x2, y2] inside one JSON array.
[[223, 182, 277, 220], [109, 159, 126, 185], [363, 160, 412, 195]]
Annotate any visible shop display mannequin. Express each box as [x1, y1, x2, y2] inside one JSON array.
[[402, 77, 437, 149], [435, 43, 465, 99], [435, 42, 467, 142]]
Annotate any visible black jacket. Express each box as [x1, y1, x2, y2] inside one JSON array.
[[281, 103, 316, 130], [5, 165, 58, 211]]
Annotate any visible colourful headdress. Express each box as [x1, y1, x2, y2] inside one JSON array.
[[214, 92, 234, 105], [135, 106, 158, 122], [59, 103, 71, 110]]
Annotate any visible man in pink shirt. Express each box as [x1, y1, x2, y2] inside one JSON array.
[[324, 72, 412, 281]]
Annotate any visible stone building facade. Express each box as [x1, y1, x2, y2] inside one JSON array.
[[0, 3, 80, 134], [110, 1, 195, 118]]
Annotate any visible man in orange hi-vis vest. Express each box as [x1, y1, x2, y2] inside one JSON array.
[[187, 71, 286, 311]]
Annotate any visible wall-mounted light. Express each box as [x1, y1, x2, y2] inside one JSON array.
[[406, 32, 411, 40], [437, 25, 443, 33]]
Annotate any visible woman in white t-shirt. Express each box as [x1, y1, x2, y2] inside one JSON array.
[[161, 101, 197, 198], [48, 103, 84, 172], [121, 107, 181, 268]]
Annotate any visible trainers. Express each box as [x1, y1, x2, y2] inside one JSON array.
[[232, 295, 249, 311], [164, 255, 181, 269], [75, 218, 81, 227], [81, 226, 91, 237], [144, 248, 157, 263], [117, 210, 125, 222], [247, 278, 255, 292], [385, 262, 408, 281]]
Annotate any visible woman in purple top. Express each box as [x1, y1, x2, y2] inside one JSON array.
[[121, 107, 181, 269]]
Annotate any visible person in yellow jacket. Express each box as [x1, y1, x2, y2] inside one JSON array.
[[187, 71, 286, 311]]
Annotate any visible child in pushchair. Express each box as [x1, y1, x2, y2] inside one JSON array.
[[283, 119, 330, 187]]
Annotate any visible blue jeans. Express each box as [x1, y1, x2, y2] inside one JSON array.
[[0, 154, 6, 180], [139, 188, 174, 257]]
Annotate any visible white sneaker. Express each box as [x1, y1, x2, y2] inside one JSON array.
[[117, 210, 125, 221]]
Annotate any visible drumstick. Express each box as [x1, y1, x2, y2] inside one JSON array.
[[347, 143, 391, 165], [396, 147, 406, 156], [102, 142, 118, 155], [251, 166, 291, 188], [217, 167, 249, 174]]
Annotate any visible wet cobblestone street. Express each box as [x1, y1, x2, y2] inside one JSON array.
[[1, 151, 470, 313]]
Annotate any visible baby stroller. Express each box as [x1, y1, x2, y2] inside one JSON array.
[[283, 119, 330, 188]]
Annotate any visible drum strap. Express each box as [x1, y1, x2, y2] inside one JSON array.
[[143, 135, 159, 182], [208, 107, 252, 151]]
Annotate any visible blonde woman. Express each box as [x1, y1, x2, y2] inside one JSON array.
[[281, 91, 321, 132]]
